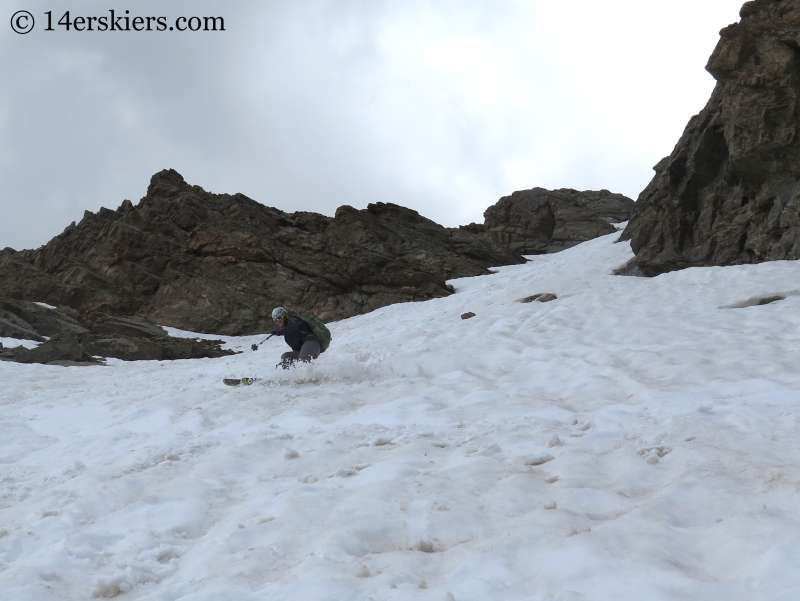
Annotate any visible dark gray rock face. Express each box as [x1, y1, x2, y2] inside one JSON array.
[[0, 299, 233, 364], [0, 310, 45, 341], [621, 0, 800, 275], [1, 299, 88, 339], [80, 334, 232, 362], [0, 169, 524, 335], [13, 335, 97, 365], [478, 188, 634, 254]]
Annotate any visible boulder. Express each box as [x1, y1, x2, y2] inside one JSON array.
[[85, 314, 168, 339], [480, 188, 634, 254], [83, 335, 230, 362], [0, 310, 44, 342], [1, 299, 88, 339], [14, 335, 97, 365], [0, 170, 525, 335], [82, 336, 165, 362], [517, 293, 557, 303], [621, 0, 800, 275], [0, 340, 25, 361], [0, 299, 233, 364]]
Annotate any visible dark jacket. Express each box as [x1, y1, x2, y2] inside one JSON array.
[[271, 316, 313, 352]]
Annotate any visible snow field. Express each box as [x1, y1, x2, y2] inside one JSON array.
[[3, 231, 800, 599]]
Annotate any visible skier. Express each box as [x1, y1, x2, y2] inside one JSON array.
[[270, 306, 321, 368]]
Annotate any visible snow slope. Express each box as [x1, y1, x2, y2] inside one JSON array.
[[3, 231, 800, 600]]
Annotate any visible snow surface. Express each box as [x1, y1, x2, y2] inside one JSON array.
[[0, 337, 41, 350], [3, 232, 800, 600]]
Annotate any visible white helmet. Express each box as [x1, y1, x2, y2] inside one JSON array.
[[271, 306, 288, 321]]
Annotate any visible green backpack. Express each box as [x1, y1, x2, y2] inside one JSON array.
[[299, 314, 332, 352]]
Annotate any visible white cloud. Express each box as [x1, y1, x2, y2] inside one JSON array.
[[0, 0, 743, 249]]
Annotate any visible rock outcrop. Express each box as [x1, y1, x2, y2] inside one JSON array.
[[0, 300, 232, 364], [0, 169, 524, 335], [621, 0, 800, 275], [470, 188, 634, 254]]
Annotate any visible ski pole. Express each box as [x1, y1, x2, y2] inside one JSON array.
[[251, 333, 274, 351]]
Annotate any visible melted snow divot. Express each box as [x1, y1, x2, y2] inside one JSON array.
[[721, 290, 798, 308]]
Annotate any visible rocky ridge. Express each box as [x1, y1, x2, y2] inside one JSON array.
[[0, 171, 635, 363], [0, 169, 525, 337], [621, 0, 800, 275], [469, 188, 634, 254]]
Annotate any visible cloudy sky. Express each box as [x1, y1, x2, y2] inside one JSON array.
[[2, 0, 744, 251]]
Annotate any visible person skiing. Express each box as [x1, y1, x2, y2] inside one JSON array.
[[269, 306, 321, 368]]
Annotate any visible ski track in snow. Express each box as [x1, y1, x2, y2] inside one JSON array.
[[3, 233, 800, 600]]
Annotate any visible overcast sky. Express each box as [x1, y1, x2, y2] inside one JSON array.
[[2, 0, 744, 250]]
